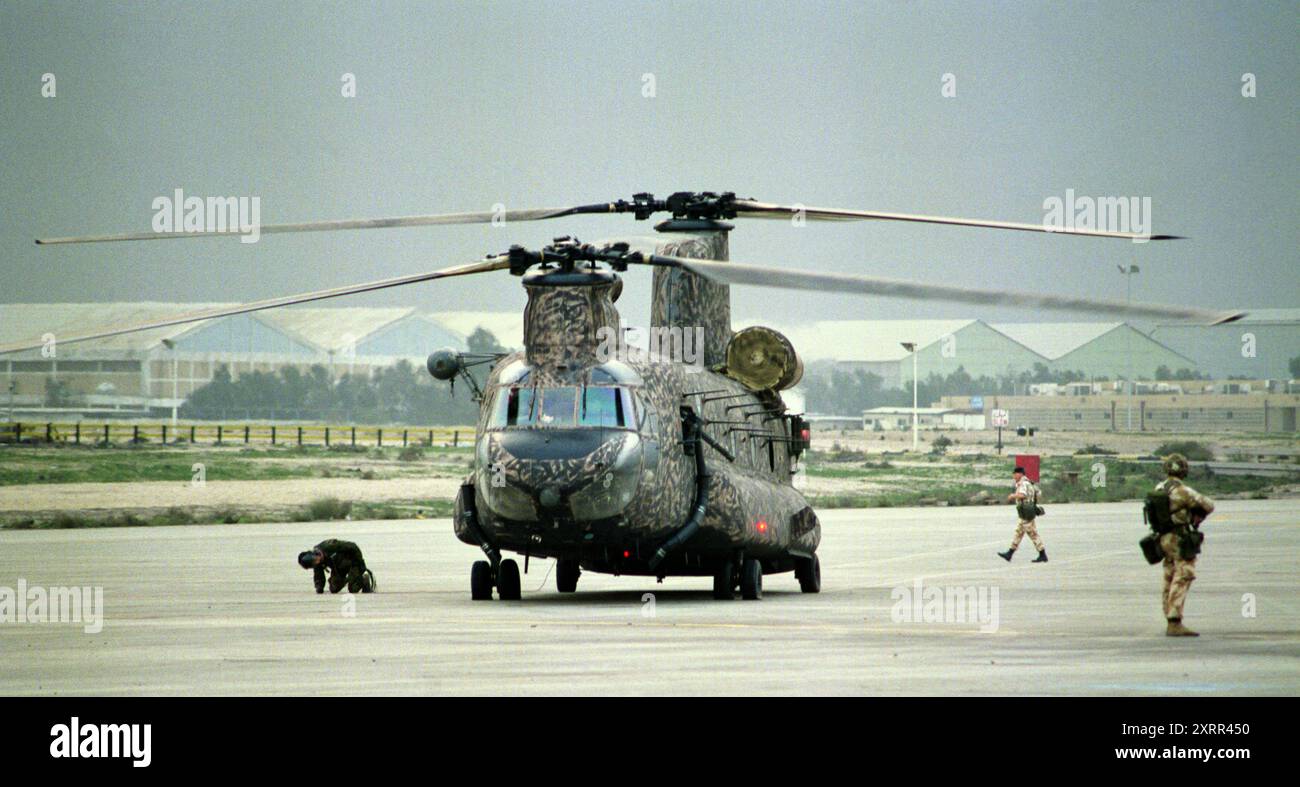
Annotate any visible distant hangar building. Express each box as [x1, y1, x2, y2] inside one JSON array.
[[753, 318, 1215, 387], [990, 322, 1198, 380], [761, 319, 1044, 388], [0, 303, 478, 417], [1150, 309, 1300, 381]]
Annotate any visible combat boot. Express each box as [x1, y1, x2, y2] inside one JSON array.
[[998, 549, 1014, 562], [1166, 619, 1199, 637], [1032, 550, 1048, 563]]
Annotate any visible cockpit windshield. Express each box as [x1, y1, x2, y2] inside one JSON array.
[[488, 385, 635, 429]]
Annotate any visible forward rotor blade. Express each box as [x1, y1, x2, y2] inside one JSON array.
[[644, 255, 1241, 325], [0, 256, 510, 355], [34, 204, 619, 245], [731, 199, 1183, 240]]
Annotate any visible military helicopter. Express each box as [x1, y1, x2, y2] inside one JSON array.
[[9, 191, 1241, 601]]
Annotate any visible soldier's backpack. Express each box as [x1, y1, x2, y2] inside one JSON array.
[[1144, 482, 1177, 534], [1139, 532, 1164, 564]]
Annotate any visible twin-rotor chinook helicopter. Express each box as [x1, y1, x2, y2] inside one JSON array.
[[11, 191, 1240, 600]]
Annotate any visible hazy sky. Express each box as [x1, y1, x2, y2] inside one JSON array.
[[2, 0, 1296, 333]]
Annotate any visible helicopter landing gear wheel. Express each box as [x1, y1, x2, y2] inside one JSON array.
[[712, 560, 736, 600], [497, 558, 522, 600], [795, 554, 821, 593], [740, 558, 763, 600], [556, 558, 580, 593], [470, 560, 493, 600]]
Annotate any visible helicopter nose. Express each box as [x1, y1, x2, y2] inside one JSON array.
[[495, 429, 606, 462], [538, 486, 562, 510], [484, 431, 643, 521]]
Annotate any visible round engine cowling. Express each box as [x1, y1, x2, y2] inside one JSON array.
[[724, 326, 804, 391]]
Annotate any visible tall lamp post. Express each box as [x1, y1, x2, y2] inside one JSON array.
[[1117, 264, 1140, 431], [161, 338, 178, 430], [901, 342, 918, 452]]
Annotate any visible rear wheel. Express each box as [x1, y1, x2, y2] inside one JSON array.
[[497, 558, 522, 600], [740, 558, 763, 600], [712, 560, 736, 600], [556, 558, 580, 593], [470, 561, 493, 600], [795, 554, 821, 593]]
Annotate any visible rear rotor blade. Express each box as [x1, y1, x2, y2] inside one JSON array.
[[732, 199, 1182, 240], [643, 254, 1241, 324], [0, 255, 510, 355], [35, 204, 620, 245]]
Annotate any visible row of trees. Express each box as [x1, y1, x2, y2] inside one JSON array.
[[178, 361, 482, 424], [174, 327, 511, 423]]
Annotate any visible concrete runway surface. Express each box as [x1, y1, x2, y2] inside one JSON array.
[[0, 501, 1295, 695]]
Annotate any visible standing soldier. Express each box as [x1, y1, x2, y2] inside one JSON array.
[[297, 539, 376, 594], [1153, 453, 1214, 637], [999, 466, 1047, 563]]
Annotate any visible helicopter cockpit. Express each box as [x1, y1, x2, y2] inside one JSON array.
[[477, 360, 654, 523], [486, 384, 637, 430], [484, 357, 645, 432]]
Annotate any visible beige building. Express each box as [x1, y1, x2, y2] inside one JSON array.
[[940, 389, 1299, 434]]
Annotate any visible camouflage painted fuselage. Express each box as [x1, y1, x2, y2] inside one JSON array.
[[452, 227, 820, 578]]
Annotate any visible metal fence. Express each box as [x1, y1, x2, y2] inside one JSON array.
[[0, 421, 473, 448]]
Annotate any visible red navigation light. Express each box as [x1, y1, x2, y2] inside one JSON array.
[[622, 549, 631, 558], [756, 520, 768, 533]]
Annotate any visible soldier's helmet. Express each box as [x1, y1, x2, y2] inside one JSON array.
[[1163, 453, 1190, 478], [297, 550, 317, 569]]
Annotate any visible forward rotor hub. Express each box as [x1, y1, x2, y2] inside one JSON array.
[[505, 237, 636, 276]]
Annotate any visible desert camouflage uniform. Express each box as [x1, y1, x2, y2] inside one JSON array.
[[1156, 478, 1214, 622], [313, 539, 370, 594], [1009, 477, 1044, 551]]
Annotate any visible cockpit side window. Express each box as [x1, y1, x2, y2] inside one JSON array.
[[490, 386, 538, 427]]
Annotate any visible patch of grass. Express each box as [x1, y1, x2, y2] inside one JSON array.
[[1154, 440, 1215, 462], [152, 507, 195, 526], [212, 506, 244, 524], [302, 497, 353, 521], [49, 512, 91, 529], [1075, 444, 1118, 455], [808, 483, 1003, 509], [814, 445, 870, 463]]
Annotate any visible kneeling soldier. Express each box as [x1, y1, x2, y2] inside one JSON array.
[[298, 539, 375, 594], [1154, 454, 1213, 637]]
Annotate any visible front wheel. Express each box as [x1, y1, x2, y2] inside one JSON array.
[[470, 561, 493, 600], [497, 558, 522, 600], [556, 558, 580, 593], [712, 560, 736, 600]]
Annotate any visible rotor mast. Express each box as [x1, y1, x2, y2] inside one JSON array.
[[649, 193, 737, 369]]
